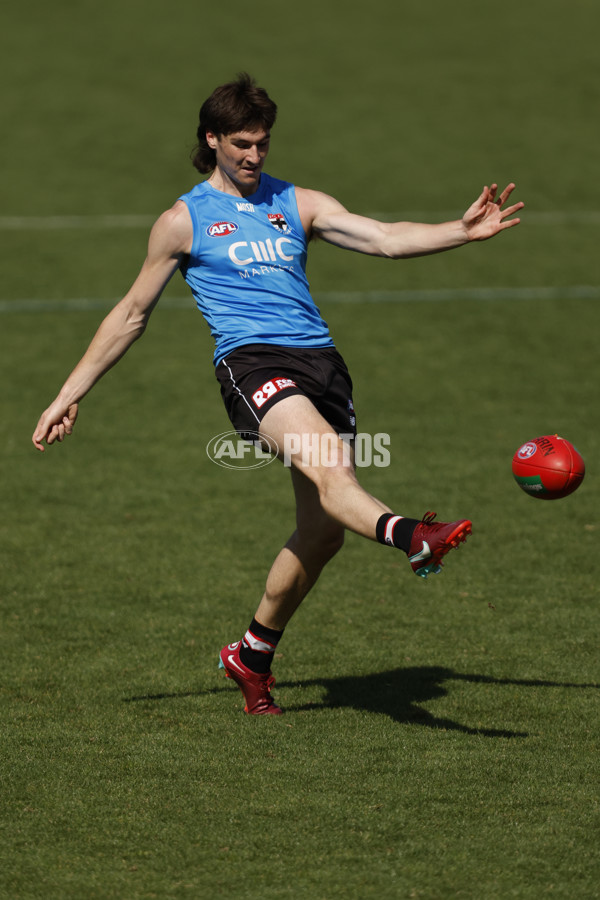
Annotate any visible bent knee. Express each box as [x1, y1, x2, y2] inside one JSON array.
[[313, 461, 358, 500]]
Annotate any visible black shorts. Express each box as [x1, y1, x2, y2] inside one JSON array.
[[215, 344, 357, 439]]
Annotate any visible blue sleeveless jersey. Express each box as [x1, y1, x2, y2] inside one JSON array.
[[178, 174, 334, 364]]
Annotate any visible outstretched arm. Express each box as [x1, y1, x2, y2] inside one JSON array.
[[297, 183, 523, 258], [32, 202, 192, 451]]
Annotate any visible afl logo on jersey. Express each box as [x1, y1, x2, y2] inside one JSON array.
[[206, 221, 239, 237]]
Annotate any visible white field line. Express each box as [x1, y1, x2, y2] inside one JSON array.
[[1, 285, 600, 313], [0, 214, 156, 230], [2, 211, 600, 229], [317, 286, 600, 303]]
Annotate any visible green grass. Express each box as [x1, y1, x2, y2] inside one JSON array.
[[2, 0, 600, 897]]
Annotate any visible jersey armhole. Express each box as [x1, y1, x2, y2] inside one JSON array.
[[287, 184, 309, 244], [177, 194, 203, 260]]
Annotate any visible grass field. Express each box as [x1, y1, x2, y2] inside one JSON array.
[[2, 1, 599, 898]]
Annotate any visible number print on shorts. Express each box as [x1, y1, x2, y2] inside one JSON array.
[[251, 378, 297, 409]]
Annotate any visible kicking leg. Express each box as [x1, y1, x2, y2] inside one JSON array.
[[261, 394, 391, 539], [260, 394, 471, 577]]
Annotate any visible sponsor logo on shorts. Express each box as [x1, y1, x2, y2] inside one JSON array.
[[348, 398, 356, 427], [206, 221, 239, 237], [252, 378, 297, 409]]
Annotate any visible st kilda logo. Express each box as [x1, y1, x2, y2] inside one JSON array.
[[268, 213, 290, 233], [206, 221, 239, 237]]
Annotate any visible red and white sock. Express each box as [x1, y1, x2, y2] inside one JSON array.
[[239, 617, 283, 674], [375, 513, 419, 553]]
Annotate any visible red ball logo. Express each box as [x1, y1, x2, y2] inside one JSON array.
[[512, 435, 585, 499]]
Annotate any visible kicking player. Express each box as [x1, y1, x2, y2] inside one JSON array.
[[32, 73, 523, 715]]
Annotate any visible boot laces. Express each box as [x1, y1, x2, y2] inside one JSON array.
[[262, 674, 276, 692]]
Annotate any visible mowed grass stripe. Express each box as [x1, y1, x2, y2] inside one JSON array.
[[2, 285, 600, 313]]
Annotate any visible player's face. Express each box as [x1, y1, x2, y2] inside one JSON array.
[[207, 128, 271, 196]]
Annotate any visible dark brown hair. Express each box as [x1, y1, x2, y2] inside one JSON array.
[[192, 73, 278, 174]]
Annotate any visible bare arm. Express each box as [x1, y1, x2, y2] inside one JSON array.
[[32, 201, 192, 451], [296, 183, 523, 258]]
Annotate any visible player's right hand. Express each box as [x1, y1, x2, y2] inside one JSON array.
[[32, 402, 79, 451]]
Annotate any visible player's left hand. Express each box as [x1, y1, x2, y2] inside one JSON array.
[[462, 183, 524, 241]]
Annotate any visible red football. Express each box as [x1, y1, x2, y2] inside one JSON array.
[[512, 435, 585, 500]]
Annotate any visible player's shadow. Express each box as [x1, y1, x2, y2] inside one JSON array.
[[279, 666, 600, 738], [123, 666, 598, 739]]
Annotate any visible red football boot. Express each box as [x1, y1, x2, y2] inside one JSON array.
[[408, 511, 472, 578], [219, 641, 283, 715]]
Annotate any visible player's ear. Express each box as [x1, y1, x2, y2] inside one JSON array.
[[206, 131, 218, 150]]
